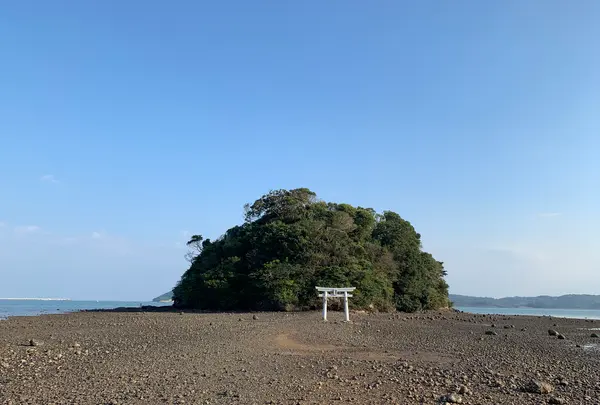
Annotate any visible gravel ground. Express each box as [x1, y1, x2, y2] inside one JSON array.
[[1, 309, 599, 404]]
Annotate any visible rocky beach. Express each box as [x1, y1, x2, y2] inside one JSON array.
[[1, 309, 599, 404]]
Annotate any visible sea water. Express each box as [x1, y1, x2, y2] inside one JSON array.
[[0, 299, 171, 319], [457, 306, 600, 320]]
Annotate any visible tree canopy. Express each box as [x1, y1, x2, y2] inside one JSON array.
[[173, 188, 450, 312]]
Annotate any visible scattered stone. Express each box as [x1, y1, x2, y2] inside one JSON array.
[[28, 339, 41, 347], [591, 333, 599, 338], [0, 310, 596, 404], [444, 393, 463, 403], [548, 329, 558, 336], [524, 379, 554, 394], [557, 334, 566, 340]]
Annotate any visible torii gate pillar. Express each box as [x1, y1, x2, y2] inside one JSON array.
[[316, 287, 356, 322]]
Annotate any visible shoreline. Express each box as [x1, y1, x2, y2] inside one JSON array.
[[3, 303, 600, 322], [455, 306, 600, 321], [1, 310, 599, 403]]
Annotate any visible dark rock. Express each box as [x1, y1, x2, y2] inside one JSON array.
[[591, 333, 599, 338], [524, 379, 554, 394], [548, 329, 558, 336], [457, 385, 471, 395], [252, 315, 259, 320], [549, 396, 565, 404], [485, 330, 497, 336], [28, 339, 41, 347], [557, 334, 565, 340]]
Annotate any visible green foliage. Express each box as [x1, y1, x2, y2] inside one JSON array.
[[173, 188, 450, 312]]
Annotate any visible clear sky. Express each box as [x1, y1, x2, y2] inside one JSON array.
[[1, 1, 599, 301]]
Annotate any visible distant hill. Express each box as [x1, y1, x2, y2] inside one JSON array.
[[152, 291, 173, 302], [450, 294, 600, 309]]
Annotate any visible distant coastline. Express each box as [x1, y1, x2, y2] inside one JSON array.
[[450, 294, 600, 310], [0, 298, 71, 301], [152, 291, 174, 302]]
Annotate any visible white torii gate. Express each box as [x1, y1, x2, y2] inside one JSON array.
[[316, 286, 356, 322]]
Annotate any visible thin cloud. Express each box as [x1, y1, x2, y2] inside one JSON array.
[[537, 212, 561, 218], [91, 232, 103, 239], [14, 225, 41, 234], [40, 174, 59, 184]]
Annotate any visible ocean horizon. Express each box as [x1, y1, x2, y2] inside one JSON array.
[[0, 299, 171, 319]]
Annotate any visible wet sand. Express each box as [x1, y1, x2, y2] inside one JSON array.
[[1, 310, 599, 404]]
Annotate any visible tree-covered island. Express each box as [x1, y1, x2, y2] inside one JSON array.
[[173, 188, 450, 313]]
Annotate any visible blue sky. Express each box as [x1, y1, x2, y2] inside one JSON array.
[[1, 1, 599, 300]]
